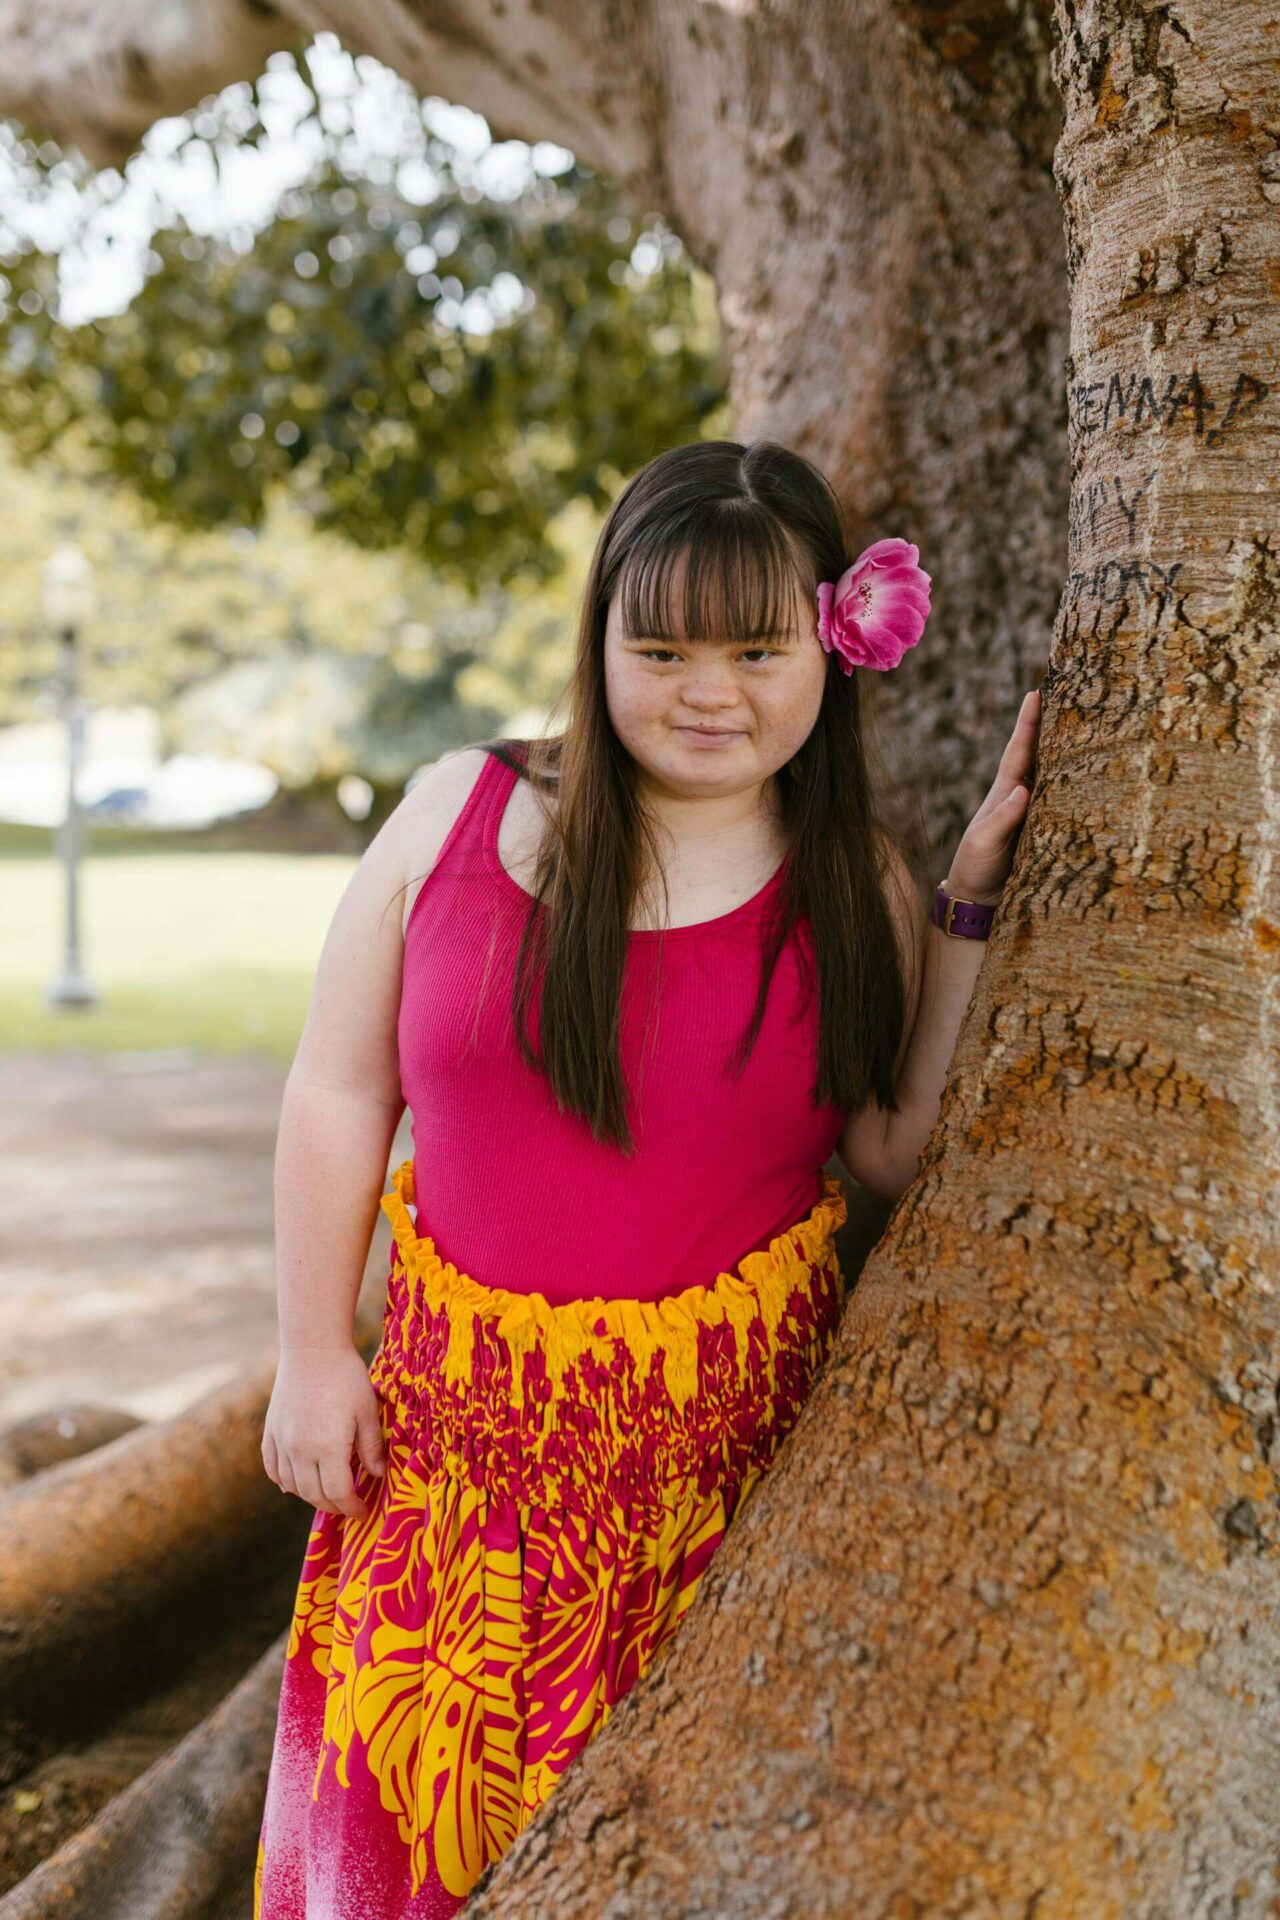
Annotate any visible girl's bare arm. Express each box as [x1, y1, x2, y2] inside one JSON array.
[[263, 745, 489, 1518], [272, 824, 413, 1359], [273, 746, 490, 1351]]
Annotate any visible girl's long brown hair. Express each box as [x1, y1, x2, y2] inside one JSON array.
[[469, 437, 919, 1154]]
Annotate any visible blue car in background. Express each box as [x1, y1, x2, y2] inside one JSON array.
[[83, 786, 151, 822]]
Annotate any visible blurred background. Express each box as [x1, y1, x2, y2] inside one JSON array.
[[0, 33, 732, 1429]]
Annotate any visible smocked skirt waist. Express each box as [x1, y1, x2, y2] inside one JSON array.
[[369, 1156, 849, 1525]]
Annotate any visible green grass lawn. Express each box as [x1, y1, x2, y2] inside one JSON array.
[[0, 843, 357, 1060]]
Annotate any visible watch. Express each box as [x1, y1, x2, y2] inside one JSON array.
[[931, 883, 997, 940]]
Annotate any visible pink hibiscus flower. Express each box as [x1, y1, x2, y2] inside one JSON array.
[[815, 537, 932, 674]]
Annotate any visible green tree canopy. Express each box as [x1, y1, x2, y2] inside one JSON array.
[[0, 46, 726, 588], [0, 433, 595, 783], [0, 48, 730, 793]]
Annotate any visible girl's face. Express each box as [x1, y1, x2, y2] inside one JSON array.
[[603, 551, 829, 801]]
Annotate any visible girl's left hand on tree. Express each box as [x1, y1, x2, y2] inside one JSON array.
[[944, 688, 1042, 906]]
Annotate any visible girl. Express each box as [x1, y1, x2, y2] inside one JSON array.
[[253, 437, 1039, 1919]]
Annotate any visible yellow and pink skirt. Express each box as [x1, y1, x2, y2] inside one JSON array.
[[253, 1158, 847, 1920]]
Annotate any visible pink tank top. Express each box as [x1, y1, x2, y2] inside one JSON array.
[[396, 748, 847, 1304]]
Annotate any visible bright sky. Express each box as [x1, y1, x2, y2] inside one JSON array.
[[0, 33, 576, 327]]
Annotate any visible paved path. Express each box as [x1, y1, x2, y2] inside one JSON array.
[[0, 1051, 407, 1425]]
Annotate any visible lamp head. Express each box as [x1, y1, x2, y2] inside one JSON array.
[[42, 542, 98, 630]]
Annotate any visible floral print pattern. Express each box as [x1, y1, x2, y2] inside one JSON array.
[[253, 1162, 847, 1919]]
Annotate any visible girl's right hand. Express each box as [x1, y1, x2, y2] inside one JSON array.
[[261, 1344, 387, 1522]]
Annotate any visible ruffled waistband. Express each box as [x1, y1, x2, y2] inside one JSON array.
[[371, 1158, 848, 1517]]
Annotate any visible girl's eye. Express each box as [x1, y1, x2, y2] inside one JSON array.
[[640, 648, 778, 665]]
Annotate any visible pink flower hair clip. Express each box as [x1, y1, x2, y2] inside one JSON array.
[[815, 537, 932, 675]]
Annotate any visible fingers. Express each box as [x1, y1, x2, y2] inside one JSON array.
[[974, 774, 1029, 826], [269, 1441, 333, 1516], [985, 784, 1030, 826], [970, 695, 1041, 824], [264, 1425, 379, 1519], [985, 698, 1039, 812], [289, 1456, 339, 1516], [355, 1404, 387, 1480], [1002, 692, 1040, 763], [969, 782, 1030, 857], [318, 1455, 371, 1524], [261, 1373, 388, 1523]]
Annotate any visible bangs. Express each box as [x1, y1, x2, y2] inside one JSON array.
[[614, 506, 811, 645]]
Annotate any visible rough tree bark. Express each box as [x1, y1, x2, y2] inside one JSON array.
[[1, 1, 1276, 1915], [462, 8, 1280, 1914]]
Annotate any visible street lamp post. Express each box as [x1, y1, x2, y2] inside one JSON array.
[[41, 542, 99, 1010]]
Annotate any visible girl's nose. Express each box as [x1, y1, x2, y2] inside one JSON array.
[[682, 667, 740, 705]]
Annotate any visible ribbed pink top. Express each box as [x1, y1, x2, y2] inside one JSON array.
[[396, 749, 847, 1304]]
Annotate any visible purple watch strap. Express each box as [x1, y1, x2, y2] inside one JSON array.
[[931, 884, 996, 939]]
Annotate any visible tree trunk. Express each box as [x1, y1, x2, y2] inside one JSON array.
[[0, 1, 292, 174], [2, 2, 1276, 1914], [0, 1634, 288, 1920], [463, 7, 1280, 1913]]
